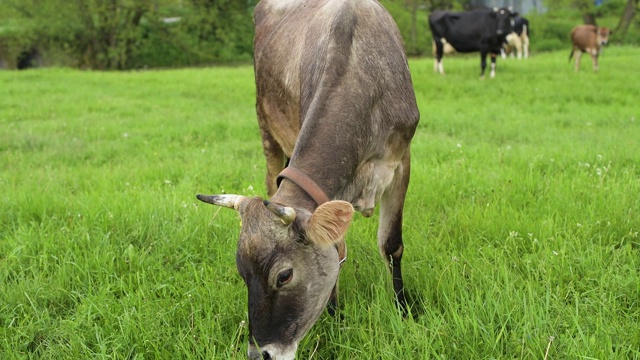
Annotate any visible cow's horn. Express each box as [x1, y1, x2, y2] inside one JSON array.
[[264, 200, 296, 225], [196, 194, 246, 210]]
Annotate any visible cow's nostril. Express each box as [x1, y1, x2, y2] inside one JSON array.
[[262, 351, 272, 360]]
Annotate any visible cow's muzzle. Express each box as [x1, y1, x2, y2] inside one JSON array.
[[248, 343, 296, 360], [248, 348, 271, 360]]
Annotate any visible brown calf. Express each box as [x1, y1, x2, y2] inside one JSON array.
[[569, 24, 612, 72]]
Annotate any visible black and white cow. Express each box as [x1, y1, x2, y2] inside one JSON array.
[[429, 8, 518, 78], [502, 16, 530, 60]]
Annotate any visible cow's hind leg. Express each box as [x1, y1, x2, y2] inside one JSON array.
[[378, 151, 412, 315], [575, 51, 582, 72], [571, 47, 582, 72], [490, 53, 497, 78], [591, 50, 599, 72], [514, 36, 523, 59], [434, 38, 445, 75]]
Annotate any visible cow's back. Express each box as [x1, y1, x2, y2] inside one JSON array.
[[571, 24, 597, 50], [254, 0, 419, 198]]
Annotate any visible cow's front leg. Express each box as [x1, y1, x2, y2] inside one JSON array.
[[327, 240, 346, 316], [479, 51, 488, 79], [591, 50, 599, 72], [377, 151, 411, 316], [327, 283, 339, 317], [490, 53, 497, 78]]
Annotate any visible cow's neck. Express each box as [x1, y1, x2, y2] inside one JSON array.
[[271, 166, 330, 211], [278, 167, 329, 205]]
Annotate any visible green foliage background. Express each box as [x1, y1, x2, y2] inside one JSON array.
[[0, 0, 638, 69]]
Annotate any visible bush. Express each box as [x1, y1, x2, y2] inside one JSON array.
[[620, 16, 640, 45], [535, 38, 567, 52], [596, 0, 627, 17], [2, 0, 638, 69], [128, 22, 198, 69]]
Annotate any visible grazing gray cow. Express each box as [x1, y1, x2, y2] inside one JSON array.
[[569, 24, 612, 72], [197, 0, 419, 358]]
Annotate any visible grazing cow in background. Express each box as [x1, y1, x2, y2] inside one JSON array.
[[429, 7, 517, 78], [501, 16, 530, 59], [569, 25, 612, 72], [197, 0, 419, 359]]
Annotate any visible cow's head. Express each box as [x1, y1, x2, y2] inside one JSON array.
[[492, 7, 518, 37], [597, 27, 612, 46], [197, 194, 354, 360]]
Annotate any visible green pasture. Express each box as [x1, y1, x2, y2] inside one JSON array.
[[1, 47, 639, 359]]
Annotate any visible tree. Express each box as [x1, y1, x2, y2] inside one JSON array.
[[404, 0, 424, 55], [575, 0, 599, 24], [615, 0, 638, 39]]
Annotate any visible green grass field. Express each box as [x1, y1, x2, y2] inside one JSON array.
[[2, 47, 639, 359]]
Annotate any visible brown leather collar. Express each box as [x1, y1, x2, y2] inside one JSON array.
[[277, 167, 330, 206], [276, 167, 346, 267]]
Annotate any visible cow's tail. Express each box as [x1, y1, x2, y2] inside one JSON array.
[[568, 47, 574, 61]]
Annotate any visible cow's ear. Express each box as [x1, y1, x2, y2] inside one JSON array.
[[511, 11, 519, 17], [306, 201, 354, 247]]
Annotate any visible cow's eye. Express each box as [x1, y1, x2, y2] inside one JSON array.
[[276, 269, 293, 288]]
